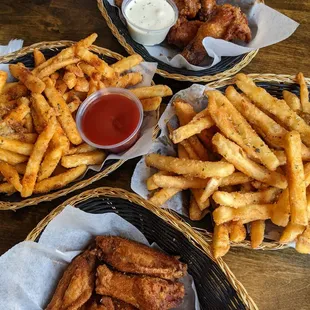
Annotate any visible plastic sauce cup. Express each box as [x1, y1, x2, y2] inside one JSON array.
[[121, 0, 178, 46], [76, 88, 143, 154]]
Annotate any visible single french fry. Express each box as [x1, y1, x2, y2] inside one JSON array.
[[279, 222, 305, 244], [251, 181, 269, 190], [240, 182, 254, 192], [145, 153, 234, 179], [76, 47, 114, 79], [140, 97, 162, 112], [114, 72, 143, 88], [296, 226, 310, 254], [174, 99, 196, 125], [5, 133, 37, 144], [179, 139, 199, 160], [66, 143, 96, 155], [21, 116, 57, 197], [14, 163, 27, 175], [0, 182, 16, 194], [63, 71, 77, 89], [111, 54, 143, 74], [284, 131, 307, 225], [0, 148, 28, 165], [130, 85, 172, 99], [61, 151, 106, 168], [187, 136, 208, 161], [67, 96, 82, 113], [213, 188, 281, 208], [50, 72, 60, 83], [213, 224, 230, 258], [220, 172, 253, 187], [212, 133, 287, 189], [0, 71, 8, 94], [38, 58, 80, 79], [189, 195, 209, 221], [9, 63, 45, 93], [24, 114, 33, 133], [199, 177, 221, 205], [1, 82, 28, 101], [34, 165, 87, 194], [79, 62, 100, 80], [149, 188, 181, 207], [146, 171, 172, 191], [250, 220, 265, 249], [152, 174, 210, 189], [66, 64, 84, 77], [296, 72, 310, 113], [0, 136, 33, 155], [44, 78, 82, 145], [177, 144, 188, 159], [191, 189, 210, 211], [228, 221, 246, 243], [208, 90, 279, 171], [235, 73, 310, 147], [55, 79, 68, 95], [33, 49, 46, 67], [0, 162, 22, 192], [74, 77, 89, 92], [283, 90, 301, 111], [213, 204, 274, 225]]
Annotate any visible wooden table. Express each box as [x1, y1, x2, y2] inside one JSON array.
[[0, 1, 309, 309]]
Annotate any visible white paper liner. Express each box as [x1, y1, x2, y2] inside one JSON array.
[[107, 0, 299, 71], [0, 206, 200, 309]]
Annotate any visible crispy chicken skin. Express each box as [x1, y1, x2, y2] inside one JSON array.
[[199, 0, 217, 20], [46, 250, 97, 310], [168, 17, 204, 49], [100, 297, 138, 310], [173, 0, 201, 18], [182, 4, 251, 65], [96, 265, 185, 310], [95, 236, 187, 280]]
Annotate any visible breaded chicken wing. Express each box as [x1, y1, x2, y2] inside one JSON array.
[[173, 0, 201, 18], [46, 250, 97, 310], [96, 236, 187, 280], [199, 0, 217, 21], [96, 265, 185, 310], [182, 4, 251, 65]]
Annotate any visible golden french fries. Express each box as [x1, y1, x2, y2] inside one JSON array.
[[149, 187, 181, 207], [296, 226, 310, 254], [0, 162, 22, 192], [228, 221, 246, 243], [130, 85, 172, 99], [213, 224, 230, 259], [250, 220, 265, 249], [296, 72, 310, 113], [189, 195, 209, 221], [151, 174, 210, 189], [111, 54, 143, 74], [283, 90, 301, 111], [279, 222, 305, 244], [0, 71, 8, 94], [61, 151, 106, 168], [33, 49, 46, 67], [140, 97, 162, 112]]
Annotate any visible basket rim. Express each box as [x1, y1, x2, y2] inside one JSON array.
[[0, 41, 160, 211], [96, 0, 262, 83], [25, 186, 258, 310]]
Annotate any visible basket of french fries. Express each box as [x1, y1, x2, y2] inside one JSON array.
[[132, 72, 310, 258], [0, 33, 172, 210]]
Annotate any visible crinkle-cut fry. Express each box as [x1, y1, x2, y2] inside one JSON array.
[[283, 90, 301, 111], [44, 78, 82, 145], [213, 204, 274, 225], [76, 47, 115, 79], [213, 224, 230, 258], [145, 153, 234, 179], [0, 148, 28, 165], [250, 220, 265, 249], [199, 177, 221, 205], [113, 72, 143, 88], [189, 195, 209, 221], [34, 165, 87, 194], [228, 221, 246, 243], [0, 137, 33, 156], [296, 72, 310, 113], [74, 76, 89, 92], [130, 85, 172, 99], [191, 189, 210, 211], [171, 116, 214, 144], [141, 97, 162, 112], [0, 182, 16, 194], [146, 171, 172, 191], [235, 73, 310, 147], [63, 71, 77, 89], [279, 222, 305, 244], [212, 133, 287, 189], [9, 63, 45, 93], [21, 116, 57, 197], [66, 143, 96, 156], [296, 226, 310, 254], [67, 96, 82, 113], [220, 172, 253, 187], [14, 163, 26, 175], [66, 64, 84, 77], [33, 49, 46, 67], [285, 131, 307, 225], [111, 54, 143, 74], [61, 151, 106, 168], [78, 62, 101, 80], [5, 133, 37, 144], [0, 71, 8, 94], [213, 188, 281, 208], [152, 174, 210, 189], [149, 187, 181, 207], [0, 162, 22, 192], [208, 89, 279, 171]]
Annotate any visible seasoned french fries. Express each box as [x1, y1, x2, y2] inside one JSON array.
[[279, 222, 305, 244], [0, 71, 8, 93], [111, 54, 143, 74], [283, 90, 301, 111], [229, 221, 246, 243], [0, 162, 22, 192], [250, 220, 265, 249], [141, 97, 162, 112], [213, 224, 230, 259], [63, 71, 77, 89], [61, 151, 105, 168], [151, 175, 210, 189], [296, 72, 310, 113], [130, 85, 172, 99], [0, 136, 33, 156], [189, 195, 209, 221], [149, 188, 181, 207], [33, 49, 46, 67]]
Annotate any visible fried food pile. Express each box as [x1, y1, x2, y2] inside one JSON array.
[[46, 236, 187, 310], [168, 1, 251, 65], [0, 33, 172, 198], [145, 72, 310, 257]]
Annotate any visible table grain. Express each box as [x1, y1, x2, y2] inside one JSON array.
[[0, 0, 309, 309]]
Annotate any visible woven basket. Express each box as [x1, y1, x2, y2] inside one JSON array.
[[0, 41, 159, 211], [97, 0, 263, 83], [26, 187, 258, 310]]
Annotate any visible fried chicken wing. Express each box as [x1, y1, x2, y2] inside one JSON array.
[[96, 236, 187, 280], [173, 0, 201, 19], [100, 297, 138, 310], [168, 17, 204, 49], [182, 4, 251, 65], [199, 0, 217, 21], [96, 265, 185, 310], [46, 250, 97, 310]]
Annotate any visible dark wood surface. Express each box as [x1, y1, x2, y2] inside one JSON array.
[[0, 0, 309, 309]]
